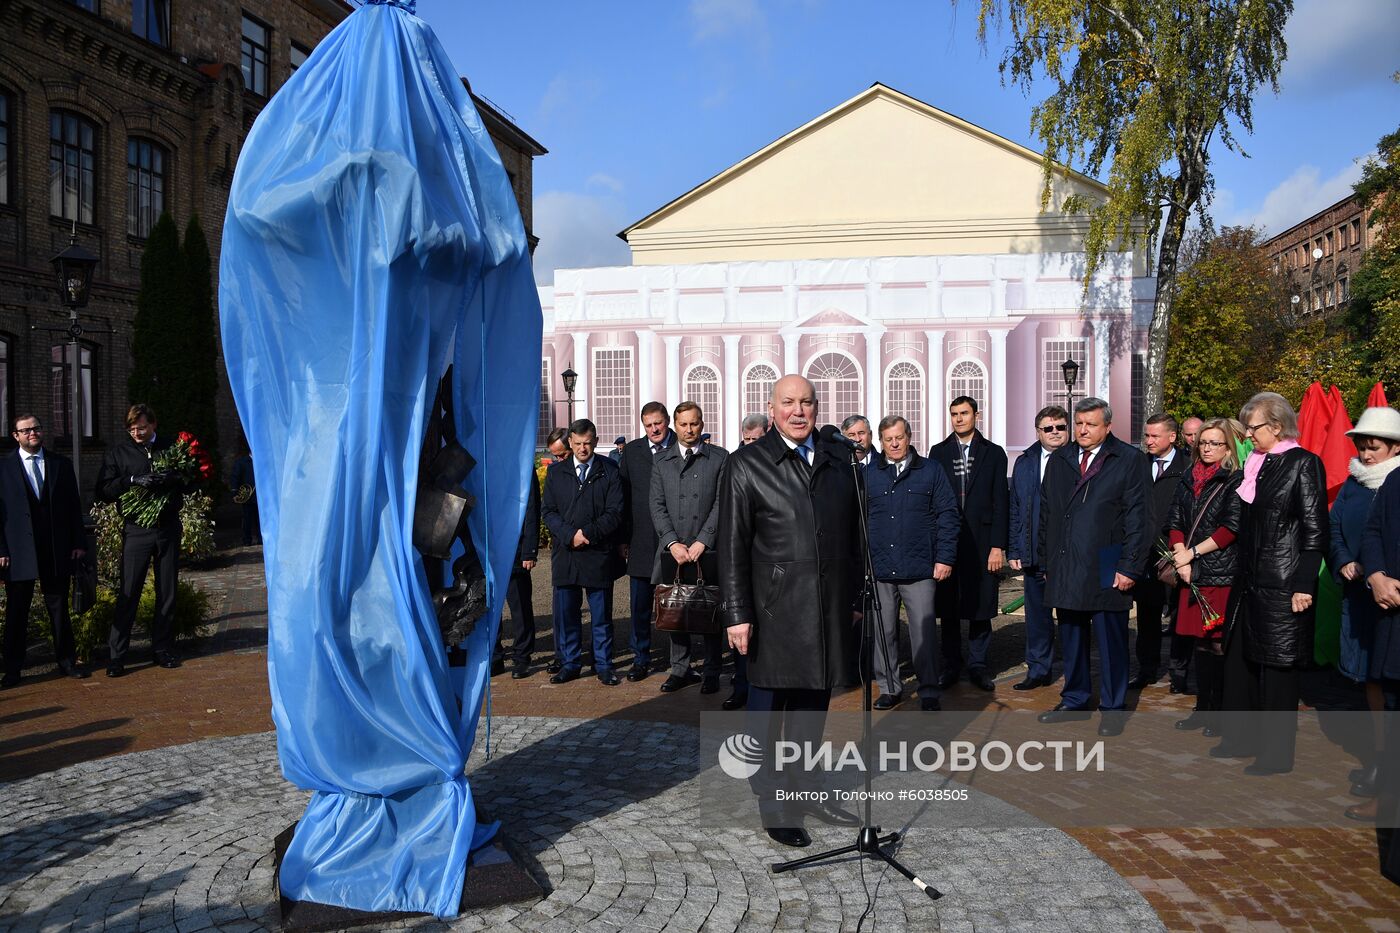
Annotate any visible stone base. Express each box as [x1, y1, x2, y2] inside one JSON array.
[[272, 821, 544, 931]]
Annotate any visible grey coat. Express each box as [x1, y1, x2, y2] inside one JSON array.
[[649, 442, 728, 584]]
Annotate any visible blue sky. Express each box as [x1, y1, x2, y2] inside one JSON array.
[[413, 0, 1400, 285]]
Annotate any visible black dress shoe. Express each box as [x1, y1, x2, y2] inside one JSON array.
[[873, 693, 901, 710], [1038, 704, 1091, 724], [154, 653, 180, 670], [1174, 712, 1207, 731], [1243, 761, 1292, 776], [510, 665, 531, 680], [1208, 742, 1254, 759], [1350, 764, 1379, 798], [1168, 682, 1189, 695], [920, 697, 942, 711], [597, 671, 621, 686], [800, 801, 861, 826], [106, 663, 126, 678], [766, 827, 811, 848], [1127, 673, 1158, 690], [1013, 675, 1052, 691], [1098, 712, 1127, 737], [660, 671, 700, 693], [700, 676, 720, 695], [968, 670, 996, 692], [626, 665, 650, 683], [1201, 725, 1221, 738], [549, 669, 579, 685], [547, 658, 563, 675], [0, 673, 18, 689], [937, 671, 960, 690], [722, 689, 749, 711]]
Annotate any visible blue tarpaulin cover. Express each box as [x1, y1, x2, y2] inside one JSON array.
[[217, 0, 541, 917]]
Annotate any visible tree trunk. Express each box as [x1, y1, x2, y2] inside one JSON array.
[[1144, 198, 1190, 420]]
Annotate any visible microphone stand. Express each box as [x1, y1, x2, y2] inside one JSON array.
[[770, 444, 942, 900]]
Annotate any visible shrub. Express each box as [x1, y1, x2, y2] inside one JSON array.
[[6, 578, 210, 664], [91, 494, 217, 587]]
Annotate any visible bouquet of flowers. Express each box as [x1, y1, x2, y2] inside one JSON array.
[[119, 431, 214, 528], [1155, 542, 1222, 632]]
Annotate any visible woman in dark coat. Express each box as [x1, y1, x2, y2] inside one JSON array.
[[1360, 467, 1400, 884], [1214, 392, 1329, 775], [1167, 418, 1246, 735]]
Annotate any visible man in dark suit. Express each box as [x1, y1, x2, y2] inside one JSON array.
[[1130, 413, 1190, 691], [1038, 397, 1151, 736], [650, 402, 729, 696], [1007, 405, 1070, 691], [719, 374, 862, 848], [496, 462, 541, 679], [841, 415, 878, 468], [619, 401, 675, 681], [541, 418, 625, 685], [928, 395, 1009, 691], [0, 414, 88, 686], [95, 403, 187, 677]]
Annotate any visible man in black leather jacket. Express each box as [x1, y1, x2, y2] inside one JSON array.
[[94, 404, 188, 677]]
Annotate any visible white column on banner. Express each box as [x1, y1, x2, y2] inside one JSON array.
[[990, 327, 1008, 447], [572, 331, 591, 421], [663, 335, 682, 413], [1093, 319, 1112, 407], [782, 331, 800, 376], [863, 326, 882, 428], [925, 328, 946, 446], [722, 334, 741, 447]]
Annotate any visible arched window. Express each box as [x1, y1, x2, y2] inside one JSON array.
[[947, 359, 987, 420], [537, 358, 552, 449], [49, 110, 97, 224], [683, 364, 721, 445], [805, 352, 861, 420], [743, 363, 778, 421], [885, 361, 924, 452], [126, 137, 168, 239]]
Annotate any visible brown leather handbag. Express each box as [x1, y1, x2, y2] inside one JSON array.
[[653, 567, 724, 636], [1156, 482, 1226, 587]]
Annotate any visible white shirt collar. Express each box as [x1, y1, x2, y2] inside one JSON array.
[[24, 449, 43, 461], [1156, 447, 1177, 468]]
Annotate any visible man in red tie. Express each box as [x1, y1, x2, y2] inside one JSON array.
[[1037, 398, 1152, 736]]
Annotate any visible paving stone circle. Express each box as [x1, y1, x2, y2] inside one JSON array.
[[0, 716, 1162, 932]]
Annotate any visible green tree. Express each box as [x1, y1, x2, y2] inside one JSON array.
[[181, 215, 221, 474], [1349, 123, 1400, 402], [969, 0, 1291, 417], [128, 212, 188, 418]]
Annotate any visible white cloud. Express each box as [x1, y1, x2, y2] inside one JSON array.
[[1225, 158, 1367, 237], [1282, 0, 1400, 90], [530, 190, 633, 286], [689, 0, 768, 47], [585, 173, 625, 194]]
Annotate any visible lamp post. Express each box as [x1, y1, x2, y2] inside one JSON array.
[[1061, 357, 1081, 412], [49, 229, 99, 491], [561, 366, 578, 425]]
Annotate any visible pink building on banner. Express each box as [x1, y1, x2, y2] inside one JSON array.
[[537, 85, 1154, 460]]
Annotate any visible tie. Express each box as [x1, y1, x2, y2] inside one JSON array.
[[1155, 459, 1166, 481], [896, 460, 905, 477], [798, 443, 812, 465], [576, 463, 588, 484], [651, 444, 660, 456], [28, 456, 42, 497], [1080, 448, 1092, 476]]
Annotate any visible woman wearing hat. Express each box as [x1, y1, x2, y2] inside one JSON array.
[[1331, 406, 1400, 819]]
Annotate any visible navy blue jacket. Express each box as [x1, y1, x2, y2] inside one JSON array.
[[866, 452, 959, 580], [541, 454, 625, 588], [1007, 442, 1050, 569], [1360, 468, 1400, 680]]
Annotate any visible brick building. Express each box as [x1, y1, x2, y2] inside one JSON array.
[[0, 0, 542, 498], [1263, 193, 1376, 318]]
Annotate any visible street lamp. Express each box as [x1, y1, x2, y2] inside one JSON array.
[[1061, 358, 1080, 411], [560, 366, 578, 425], [49, 228, 99, 490]]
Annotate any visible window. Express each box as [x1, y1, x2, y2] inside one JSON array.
[[49, 111, 96, 224], [0, 91, 10, 206], [50, 343, 95, 440], [590, 347, 633, 448], [884, 361, 924, 452], [805, 352, 861, 421], [1130, 353, 1146, 441], [290, 42, 310, 73], [743, 363, 778, 424], [537, 359, 552, 449], [1325, 231, 1333, 256], [126, 138, 167, 239], [683, 364, 721, 445], [1338, 225, 1348, 249], [0, 336, 10, 434], [1042, 338, 1086, 407], [241, 14, 270, 96], [1340, 276, 1349, 301], [132, 0, 170, 46], [947, 360, 986, 417], [1352, 219, 1362, 247]]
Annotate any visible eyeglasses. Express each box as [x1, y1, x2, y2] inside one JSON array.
[[1040, 424, 1068, 433], [14, 427, 41, 435], [1244, 422, 1271, 435], [1198, 440, 1227, 449]]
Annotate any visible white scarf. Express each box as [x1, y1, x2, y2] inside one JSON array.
[[1349, 455, 1400, 490]]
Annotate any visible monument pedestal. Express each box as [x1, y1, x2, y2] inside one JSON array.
[[272, 822, 544, 931]]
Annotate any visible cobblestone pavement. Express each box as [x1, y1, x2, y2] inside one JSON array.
[[0, 720, 1161, 933], [2, 546, 1399, 930]]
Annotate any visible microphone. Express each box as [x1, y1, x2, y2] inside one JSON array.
[[818, 424, 859, 450]]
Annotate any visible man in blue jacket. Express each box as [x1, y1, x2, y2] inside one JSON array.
[[867, 416, 959, 710], [1038, 398, 1150, 736], [1361, 467, 1400, 885], [541, 419, 626, 685], [1007, 405, 1069, 691]]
